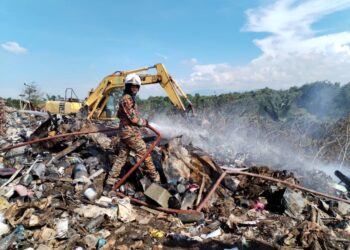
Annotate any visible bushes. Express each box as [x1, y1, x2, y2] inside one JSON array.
[[138, 81, 350, 122]]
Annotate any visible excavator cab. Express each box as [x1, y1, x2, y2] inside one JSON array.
[[101, 90, 122, 118], [65, 88, 80, 103]]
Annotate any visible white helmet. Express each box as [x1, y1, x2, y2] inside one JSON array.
[[124, 73, 141, 86]]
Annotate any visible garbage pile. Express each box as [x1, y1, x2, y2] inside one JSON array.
[[0, 108, 349, 250]]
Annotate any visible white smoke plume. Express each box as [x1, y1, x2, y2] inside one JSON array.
[[149, 112, 350, 192]]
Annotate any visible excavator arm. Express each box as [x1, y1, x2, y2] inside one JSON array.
[[84, 63, 192, 119]]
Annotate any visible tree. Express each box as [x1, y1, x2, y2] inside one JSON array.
[[22, 82, 42, 106], [334, 82, 350, 117], [297, 81, 340, 119], [5, 98, 20, 109], [45, 94, 64, 101]]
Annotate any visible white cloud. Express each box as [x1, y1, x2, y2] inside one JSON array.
[[185, 0, 350, 93], [1, 41, 27, 55]]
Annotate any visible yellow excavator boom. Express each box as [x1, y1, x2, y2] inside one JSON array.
[[85, 63, 192, 119]]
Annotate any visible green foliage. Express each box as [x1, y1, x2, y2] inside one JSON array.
[[22, 82, 42, 106], [254, 87, 301, 121], [296, 81, 340, 119], [45, 94, 63, 101], [5, 98, 20, 109], [138, 96, 176, 115], [138, 81, 350, 122], [334, 82, 350, 117]]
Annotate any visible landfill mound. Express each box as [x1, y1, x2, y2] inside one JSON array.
[[0, 107, 349, 250]]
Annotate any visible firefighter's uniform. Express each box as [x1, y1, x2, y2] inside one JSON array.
[[107, 92, 160, 185]]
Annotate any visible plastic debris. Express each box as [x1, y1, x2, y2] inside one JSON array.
[[0, 221, 10, 237], [200, 228, 222, 239], [149, 229, 165, 238], [14, 185, 34, 197], [115, 197, 136, 223], [55, 215, 69, 239], [0, 225, 25, 250], [0, 108, 348, 249], [96, 238, 107, 249], [0, 196, 10, 210], [253, 201, 265, 211], [84, 184, 98, 201]]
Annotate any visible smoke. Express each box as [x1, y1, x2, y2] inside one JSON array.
[[149, 109, 350, 193], [150, 112, 302, 167], [296, 82, 341, 119]]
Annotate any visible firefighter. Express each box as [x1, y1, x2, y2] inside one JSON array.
[[106, 73, 160, 190]]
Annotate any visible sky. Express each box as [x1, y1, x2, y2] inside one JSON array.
[[1, 0, 350, 99]]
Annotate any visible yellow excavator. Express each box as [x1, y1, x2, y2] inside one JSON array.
[[44, 63, 192, 119], [44, 88, 82, 115]]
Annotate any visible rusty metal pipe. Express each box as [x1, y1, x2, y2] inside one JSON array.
[[116, 192, 199, 214], [196, 171, 227, 211], [226, 169, 350, 205], [110, 124, 226, 214], [112, 124, 161, 190], [112, 124, 207, 215], [0, 127, 118, 152], [112, 124, 201, 215]]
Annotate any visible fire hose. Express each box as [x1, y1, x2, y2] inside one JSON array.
[[0, 127, 119, 152], [2, 125, 348, 213], [112, 124, 218, 214], [0, 124, 220, 214]]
